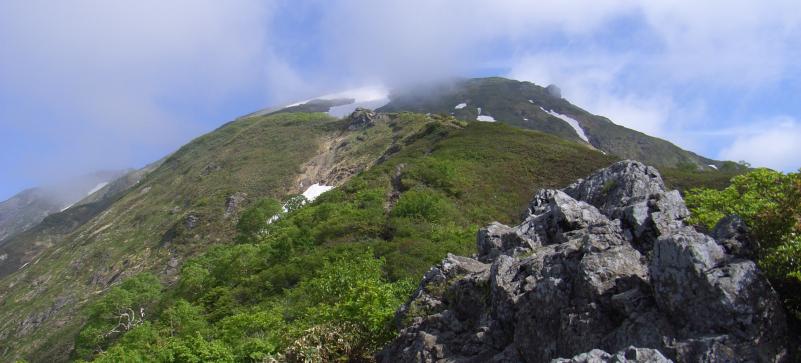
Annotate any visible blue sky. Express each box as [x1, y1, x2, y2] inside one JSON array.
[[2, 1, 801, 200]]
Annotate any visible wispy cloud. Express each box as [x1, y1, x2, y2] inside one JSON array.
[[718, 117, 801, 171], [0, 0, 274, 194]]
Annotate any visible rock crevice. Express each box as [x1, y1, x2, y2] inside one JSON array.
[[381, 160, 788, 363]]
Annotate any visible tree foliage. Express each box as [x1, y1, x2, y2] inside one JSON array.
[[685, 168, 799, 247], [235, 198, 281, 243], [74, 273, 163, 360]]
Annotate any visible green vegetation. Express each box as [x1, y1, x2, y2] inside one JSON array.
[[0, 112, 341, 361], [235, 198, 281, 243], [76, 249, 409, 362], [73, 116, 615, 361], [661, 167, 745, 193], [685, 169, 801, 320], [74, 274, 163, 360]]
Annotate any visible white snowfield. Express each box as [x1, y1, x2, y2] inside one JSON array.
[[708, 164, 718, 170], [475, 107, 496, 122], [540, 107, 590, 143], [454, 102, 467, 109], [302, 183, 334, 202], [87, 182, 108, 196], [266, 183, 336, 225]]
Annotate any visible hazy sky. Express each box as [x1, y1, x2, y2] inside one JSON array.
[[2, 1, 801, 200]]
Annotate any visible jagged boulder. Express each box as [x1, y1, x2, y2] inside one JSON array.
[[711, 215, 757, 258], [381, 160, 789, 363], [347, 107, 377, 130]]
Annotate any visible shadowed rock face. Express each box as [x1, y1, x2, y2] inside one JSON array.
[[347, 107, 379, 130], [381, 160, 789, 363]]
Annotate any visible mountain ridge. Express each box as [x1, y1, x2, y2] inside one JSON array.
[[0, 110, 618, 361], [269, 77, 726, 170], [0, 78, 749, 362], [0, 170, 130, 246]]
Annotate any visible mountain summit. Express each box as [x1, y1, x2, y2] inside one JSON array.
[[272, 78, 720, 170]]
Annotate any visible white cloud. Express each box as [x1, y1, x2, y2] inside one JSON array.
[[638, 1, 801, 87], [0, 0, 274, 181], [502, 1, 801, 164], [314, 0, 638, 86], [508, 53, 674, 138], [719, 118, 801, 172]]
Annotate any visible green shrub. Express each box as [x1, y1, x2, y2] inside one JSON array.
[[74, 273, 163, 360], [402, 158, 465, 196], [235, 198, 281, 243], [761, 239, 801, 320], [283, 250, 414, 359], [685, 168, 799, 247], [392, 189, 455, 223]]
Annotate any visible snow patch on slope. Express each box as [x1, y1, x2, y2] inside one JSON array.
[[540, 107, 590, 143], [302, 183, 334, 202], [266, 185, 335, 225], [454, 103, 467, 109], [708, 164, 718, 170], [475, 107, 495, 122]]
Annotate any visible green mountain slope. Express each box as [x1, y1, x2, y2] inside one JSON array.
[[69, 115, 617, 362], [0, 112, 452, 359], [0, 109, 616, 362]]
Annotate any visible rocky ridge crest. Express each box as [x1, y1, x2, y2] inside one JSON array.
[[381, 161, 788, 362]]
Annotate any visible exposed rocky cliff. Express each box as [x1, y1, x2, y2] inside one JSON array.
[[381, 160, 789, 362]]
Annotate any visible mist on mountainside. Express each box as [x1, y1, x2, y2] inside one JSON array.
[[0, 170, 128, 243]]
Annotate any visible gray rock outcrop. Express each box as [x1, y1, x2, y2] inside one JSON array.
[[347, 108, 378, 130], [546, 84, 562, 99], [223, 192, 247, 218], [380, 160, 788, 363]]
